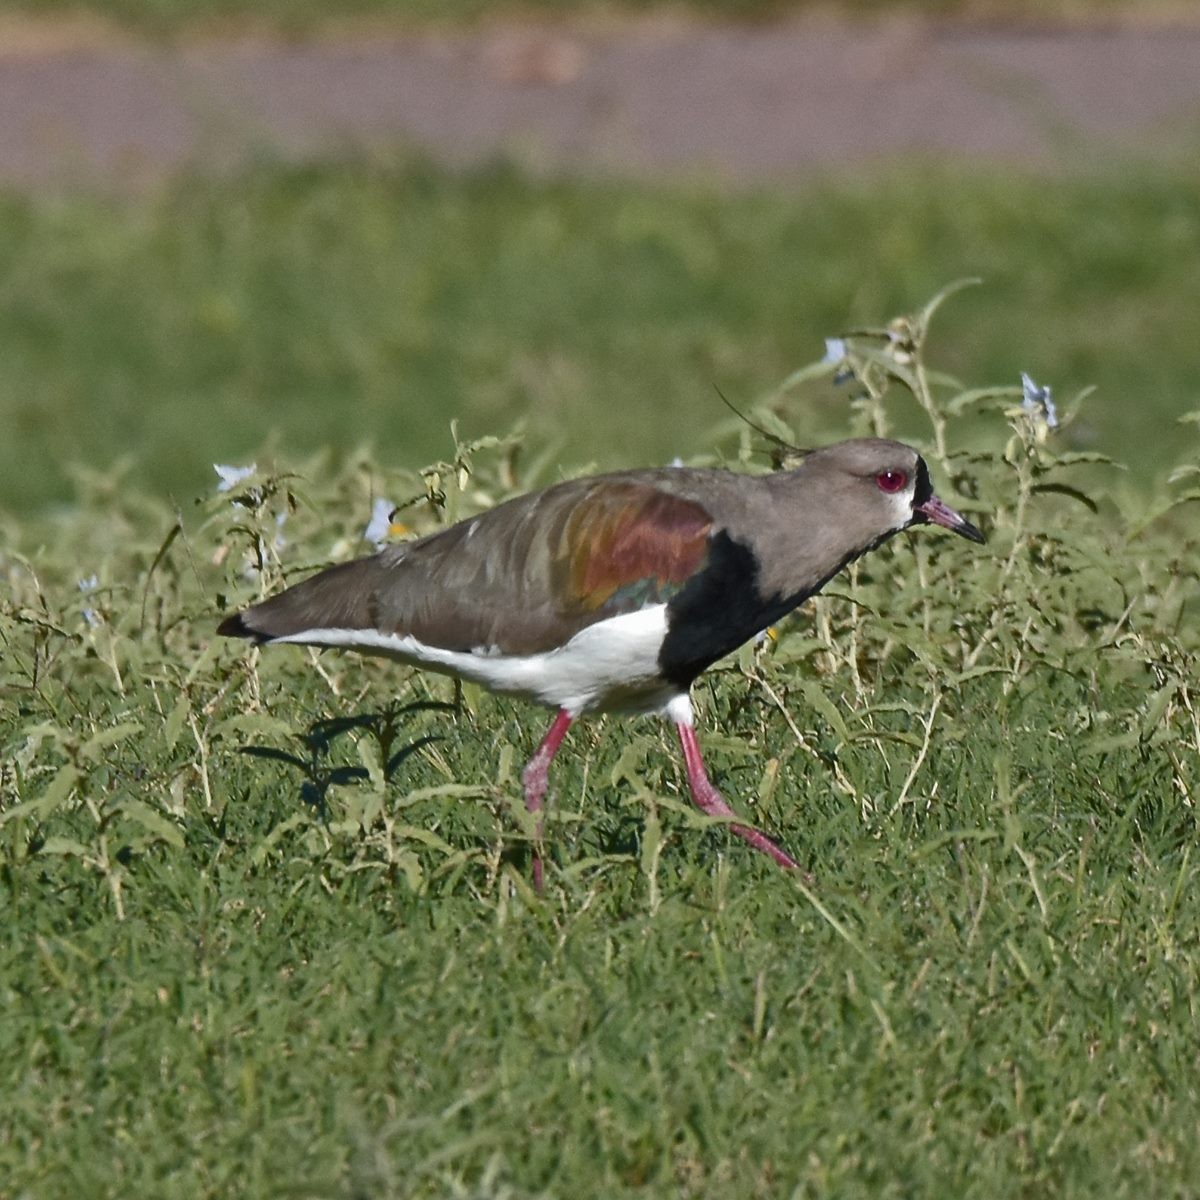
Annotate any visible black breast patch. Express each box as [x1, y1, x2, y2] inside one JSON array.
[[657, 522, 904, 689], [658, 531, 805, 689]]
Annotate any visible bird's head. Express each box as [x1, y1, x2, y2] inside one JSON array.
[[802, 438, 985, 545]]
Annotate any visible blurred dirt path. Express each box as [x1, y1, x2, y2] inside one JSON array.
[[1, 17, 1198, 190]]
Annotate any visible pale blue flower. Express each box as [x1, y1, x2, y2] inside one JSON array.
[[78, 574, 100, 627], [823, 337, 847, 364], [1021, 373, 1059, 430], [365, 498, 397, 549], [822, 337, 855, 385], [214, 462, 257, 493]]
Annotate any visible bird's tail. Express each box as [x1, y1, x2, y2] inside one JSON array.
[[217, 557, 382, 644]]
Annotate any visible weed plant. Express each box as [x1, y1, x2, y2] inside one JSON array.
[[2, 285, 1199, 1196]]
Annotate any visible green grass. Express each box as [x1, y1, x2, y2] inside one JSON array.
[[2, 0, 1178, 38], [1, 158, 1199, 519], [3, 247, 1200, 1195], [4, 154, 1200, 1194]]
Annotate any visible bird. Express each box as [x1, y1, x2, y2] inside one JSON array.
[[218, 438, 983, 885]]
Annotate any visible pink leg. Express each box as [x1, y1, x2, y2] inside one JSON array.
[[676, 720, 803, 871], [521, 709, 574, 891]]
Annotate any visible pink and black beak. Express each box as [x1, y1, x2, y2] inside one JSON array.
[[914, 494, 985, 543], [911, 461, 985, 543]]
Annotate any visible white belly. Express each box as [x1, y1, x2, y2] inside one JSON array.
[[270, 605, 678, 716]]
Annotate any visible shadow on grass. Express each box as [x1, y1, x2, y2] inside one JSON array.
[[237, 700, 453, 814]]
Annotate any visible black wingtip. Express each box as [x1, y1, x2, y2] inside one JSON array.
[[217, 611, 258, 640]]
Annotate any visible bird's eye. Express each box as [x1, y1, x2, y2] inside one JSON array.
[[876, 470, 908, 493]]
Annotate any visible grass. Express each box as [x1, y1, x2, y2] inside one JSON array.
[[1, 157, 1199, 518], [3, 150, 1200, 1194], [3, 221, 1200, 1197], [2, 0, 1185, 39]]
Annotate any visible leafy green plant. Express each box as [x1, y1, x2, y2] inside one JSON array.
[[2, 281, 1199, 1198]]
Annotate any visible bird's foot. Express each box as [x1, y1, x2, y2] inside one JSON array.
[[522, 752, 552, 894], [676, 721, 811, 878], [520, 709, 574, 893], [692, 776, 805, 873]]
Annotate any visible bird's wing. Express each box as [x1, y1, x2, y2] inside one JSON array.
[[379, 477, 716, 654], [553, 479, 714, 614], [228, 475, 715, 656]]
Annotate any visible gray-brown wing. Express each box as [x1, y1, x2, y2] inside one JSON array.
[[219, 473, 715, 656]]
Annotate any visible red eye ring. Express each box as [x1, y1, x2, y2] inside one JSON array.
[[876, 470, 908, 494]]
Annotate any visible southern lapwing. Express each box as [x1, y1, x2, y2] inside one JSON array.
[[218, 438, 983, 882]]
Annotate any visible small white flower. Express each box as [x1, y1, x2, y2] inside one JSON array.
[[822, 337, 847, 365], [364, 497, 397, 549], [669, 457, 684, 468], [1021, 372, 1059, 430], [214, 463, 257, 493], [78, 575, 100, 627]]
